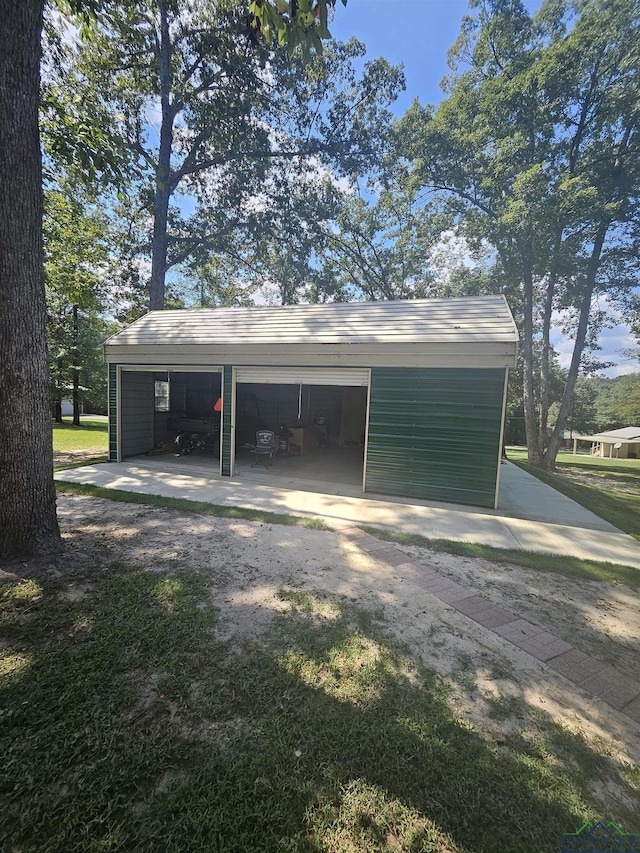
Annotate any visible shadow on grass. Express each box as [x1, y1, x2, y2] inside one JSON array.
[[53, 420, 108, 434], [359, 525, 640, 680], [359, 525, 640, 590], [2, 564, 636, 853]]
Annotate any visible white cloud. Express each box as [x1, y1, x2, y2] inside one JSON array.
[[550, 296, 638, 378]]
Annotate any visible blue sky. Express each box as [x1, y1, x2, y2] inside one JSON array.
[[330, 0, 638, 377]]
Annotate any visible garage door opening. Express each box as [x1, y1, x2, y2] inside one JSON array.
[[120, 369, 222, 464], [234, 380, 369, 490]]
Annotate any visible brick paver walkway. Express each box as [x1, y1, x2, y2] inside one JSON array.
[[340, 526, 640, 725]]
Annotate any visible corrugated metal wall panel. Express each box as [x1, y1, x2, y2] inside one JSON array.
[[221, 365, 233, 476], [108, 364, 117, 461], [235, 366, 369, 386], [366, 368, 504, 508], [120, 371, 154, 457]]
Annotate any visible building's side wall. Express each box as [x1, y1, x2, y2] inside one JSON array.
[[120, 371, 154, 457], [599, 442, 639, 459], [221, 365, 233, 476], [108, 364, 118, 462], [366, 367, 505, 508]]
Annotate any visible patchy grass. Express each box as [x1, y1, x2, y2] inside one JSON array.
[[506, 446, 640, 478], [52, 418, 108, 453], [2, 568, 637, 852], [359, 526, 640, 589], [56, 481, 329, 530], [506, 448, 640, 541], [55, 456, 107, 471]]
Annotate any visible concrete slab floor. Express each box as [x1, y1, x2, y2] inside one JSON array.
[[54, 456, 640, 569]]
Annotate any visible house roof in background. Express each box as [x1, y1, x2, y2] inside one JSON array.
[[589, 427, 640, 443]]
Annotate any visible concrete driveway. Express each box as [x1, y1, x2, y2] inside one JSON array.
[[54, 458, 640, 568]]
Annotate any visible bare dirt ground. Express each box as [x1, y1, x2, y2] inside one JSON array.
[[4, 493, 640, 810], [53, 449, 106, 467], [558, 465, 639, 495]]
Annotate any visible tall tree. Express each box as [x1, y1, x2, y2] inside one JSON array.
[[44, 188, 112, 424], [0, 0, 61, 557], [54, 1, 401, 311], [0, 0, 350, 559], [321, 185, 440, 301], [399, 0, 640, 469]]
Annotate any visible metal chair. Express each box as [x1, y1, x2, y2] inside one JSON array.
[[251, 430, 277, 468]]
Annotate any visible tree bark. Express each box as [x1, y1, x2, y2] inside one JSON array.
[[72, 303, 80, 426], [0, 0, 61, 557], [538, 269, 556, 450], [148, 0, 175, 311], [521, 260, 542, 466], [541, 222, 608, 470]]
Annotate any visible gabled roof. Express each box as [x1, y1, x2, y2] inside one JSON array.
[[590, 427, 640, 443], [104, 296, 519, 369]]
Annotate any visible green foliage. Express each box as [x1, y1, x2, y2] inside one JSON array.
[[321, 187, 441, 301], [248, 0, 348, 58], [398, 0, 640, 469], [47, 1, 402, 311], [44, 189, 118, 416]]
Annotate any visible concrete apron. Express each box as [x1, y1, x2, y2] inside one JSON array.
[[54, 460, 640, 570]]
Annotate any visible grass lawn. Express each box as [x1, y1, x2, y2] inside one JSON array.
[[31, 440, 640, 848], [2, 563, 636, 853], [52, 418, 108, 454], [506, 446, 640, 541]]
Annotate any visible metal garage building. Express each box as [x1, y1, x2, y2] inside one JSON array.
[[104, 296, 518, 508]]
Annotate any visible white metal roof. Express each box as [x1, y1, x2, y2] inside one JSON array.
[[588, 427, 640, 443], [104, 296, 519, 369]]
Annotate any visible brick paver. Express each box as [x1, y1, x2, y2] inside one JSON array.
[[344, 532, 640, 725], [620, 696, 640, 724], [356, 537, 397, 553], [374, 547, 415, 567], [581, 667, 640, 711], [547, 649, 609, 684], [493, 619, 545, 641], [471, 607, 518, 629]]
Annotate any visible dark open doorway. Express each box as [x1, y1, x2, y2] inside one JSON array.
[[234, 382, 368, 490]]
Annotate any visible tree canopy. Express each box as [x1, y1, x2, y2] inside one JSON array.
[[47, 0, 401, 311], [398, 0, 640, 468]]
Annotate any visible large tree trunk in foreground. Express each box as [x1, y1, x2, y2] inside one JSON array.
[[0, 0, 61, 557]]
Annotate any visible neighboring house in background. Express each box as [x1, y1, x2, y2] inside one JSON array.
[[586, 427, 640, 459], [103, 296, 519, 509]]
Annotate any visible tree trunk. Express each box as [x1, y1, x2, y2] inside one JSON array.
[[148, 0, 174, 311], [541, 222, 608, 470], [538, 269, 556, 450], [521, 261, 542, 465], [72, 303, 80, 426], [54, 399, 62, 423], [0, 0, 61, 557]]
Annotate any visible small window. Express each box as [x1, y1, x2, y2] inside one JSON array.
[[155, 380, 170, 412]]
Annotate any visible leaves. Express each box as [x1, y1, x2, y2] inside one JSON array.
[[397, 0, 640, 466]]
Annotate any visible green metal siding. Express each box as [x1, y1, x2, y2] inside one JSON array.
[[221, 365, 233, 476], [108, 364, 118, 461], [366, 368, 505, 508]]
